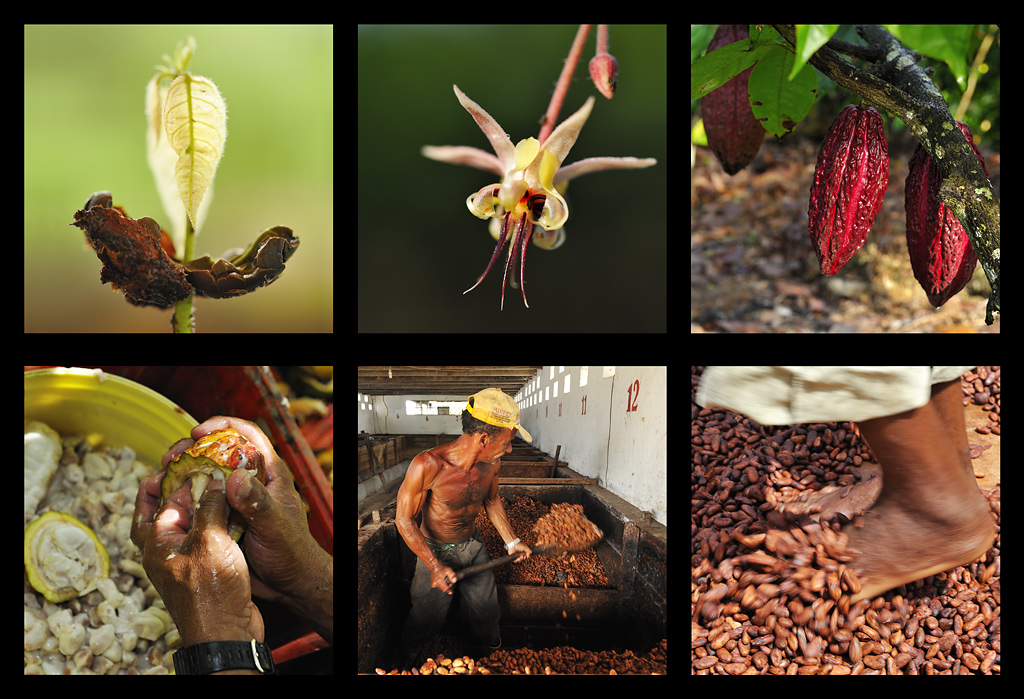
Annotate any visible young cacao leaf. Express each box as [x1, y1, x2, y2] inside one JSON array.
[[146, 38, 216, 250], [163, 74, 227, 230], [147, 75, 189, 253]]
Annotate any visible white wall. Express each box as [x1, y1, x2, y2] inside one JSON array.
[[358, 394, 467, 435], [356, 367, 667, 525], [514, 367, 666, 525]]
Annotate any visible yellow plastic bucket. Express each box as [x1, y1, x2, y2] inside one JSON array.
[[24, 367, 197, 465]]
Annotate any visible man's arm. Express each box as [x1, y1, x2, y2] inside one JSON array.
[[395, 454, 440, 569], [395, 454, 457, 592], [483, 470, 531, 561]]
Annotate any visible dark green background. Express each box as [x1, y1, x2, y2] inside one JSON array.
[[358, 25, 667, 333]]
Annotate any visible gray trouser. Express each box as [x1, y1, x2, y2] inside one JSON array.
[[401, 531, 500, 647]]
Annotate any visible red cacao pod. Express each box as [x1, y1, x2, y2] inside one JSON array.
[[905, 121, 988, 307], [808, 105, 889, 275], [702, 24, 764, 175]]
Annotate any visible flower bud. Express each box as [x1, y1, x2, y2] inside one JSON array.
[[588, 53, 618, 100]]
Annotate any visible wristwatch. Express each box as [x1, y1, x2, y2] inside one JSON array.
[[173, 639, 275, 675]]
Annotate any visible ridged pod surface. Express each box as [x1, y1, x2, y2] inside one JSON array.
[[905, 121, 988, 307], [702, 24, 764, 175], [808, 105, 889, 276]]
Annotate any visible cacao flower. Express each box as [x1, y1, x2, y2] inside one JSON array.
[[702, 24, 764, 175], [905, 121, 988, 307], [422, 85, 656, 309], [808, 105, 889, 276]]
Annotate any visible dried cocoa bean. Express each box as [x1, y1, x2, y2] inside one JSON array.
[[905, 121, 989, 307], [807, 105, 889, 275], [702, 24, 764, 175]]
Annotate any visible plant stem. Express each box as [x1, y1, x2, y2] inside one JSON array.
[[595, 24, 610, 55], [171, 217, 197, 333], [538, 24, 591, 146]]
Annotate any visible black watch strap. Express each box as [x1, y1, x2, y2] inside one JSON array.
[[173, 639, 275, 675]]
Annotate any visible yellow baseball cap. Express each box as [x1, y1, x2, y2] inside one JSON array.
[[466, 388, 532, 442]]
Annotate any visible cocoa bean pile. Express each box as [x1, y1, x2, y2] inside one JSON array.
[[478, 638, 667, 674], [692, 366, 1001, 675], [377, 654, 479, 675], [533, 502, 603, 550], [476, 496, 610, 587], [376, 640, 667, 675], [962, 366, 1000, 434]]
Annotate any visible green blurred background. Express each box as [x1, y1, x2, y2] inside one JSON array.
[[358, 25, 666, 333], [26, 25, 333, 332]]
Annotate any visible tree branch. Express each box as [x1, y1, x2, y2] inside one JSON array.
[[773, 24, 999, 323]]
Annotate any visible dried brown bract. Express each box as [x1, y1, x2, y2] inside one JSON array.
[[71, 205, 191, 308], [184, 227, 300, 298], [71, 192, 300, 308]]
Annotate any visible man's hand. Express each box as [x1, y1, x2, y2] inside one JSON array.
[[509, 541, 532, 562], [432, 564, 458, 594]]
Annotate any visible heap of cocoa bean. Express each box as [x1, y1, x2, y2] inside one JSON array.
[[962, 366, 999, 435], [479, 639, 667, 674], [376, 640, 667, 675], [475, 496, 609, 587], [533, 503, 603, 550]]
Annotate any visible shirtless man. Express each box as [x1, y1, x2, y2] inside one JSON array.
[[397, 388, 533, 654]]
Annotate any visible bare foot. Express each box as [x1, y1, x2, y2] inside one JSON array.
[[843, 378, 997, 602], [845, 485, 995, 602], [777, 470, 883, 522]]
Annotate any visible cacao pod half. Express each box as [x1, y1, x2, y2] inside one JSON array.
[[905, 121, 989, 308], [702, 24, 764, 175], [160, 428, 266, 541], [808, 105, 889, 276]]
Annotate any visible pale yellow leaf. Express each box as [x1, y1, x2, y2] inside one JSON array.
[[163, 74, 227, 229]]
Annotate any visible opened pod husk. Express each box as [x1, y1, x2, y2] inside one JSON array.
[[25, 512, 110, 603], [160, 428, 265, 541]]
